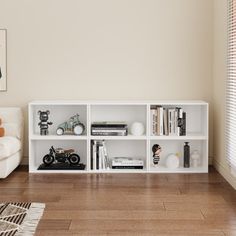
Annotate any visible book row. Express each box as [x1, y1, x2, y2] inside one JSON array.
[[150, 106, 186, 136]]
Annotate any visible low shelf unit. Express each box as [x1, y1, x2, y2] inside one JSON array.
[[28, 100, 208, 173]]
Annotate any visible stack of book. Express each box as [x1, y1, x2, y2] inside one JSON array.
[[91, 140, 110, 170], [150, 106, 186, 136], [91, 122, 128, 136], [112, 157, 144, 169]]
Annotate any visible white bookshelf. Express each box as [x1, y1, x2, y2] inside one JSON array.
[[28, 100, 208, 173]]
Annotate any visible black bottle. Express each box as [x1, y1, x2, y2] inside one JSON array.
[[184, 142, 190, 168]]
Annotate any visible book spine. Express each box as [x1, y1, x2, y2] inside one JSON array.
[[150, 108, 156, 136], [163, 108, 168, 135], [101, 146, 105, 170], [181, 112, 186, 136], [160, 107, 164, 136], [91, 126, 128, 130], [174, 109, 178, 136], [92, 129, 127, 133], [102, 141, 109, 169], [112, 166, 144, 169], [93, 141, 97, 170], [157, 107, 160, 135], [96, 142, 99, 170], [92, 132, 127, 136], [99, 145, 103, 170], [91, 141, 93, 170]]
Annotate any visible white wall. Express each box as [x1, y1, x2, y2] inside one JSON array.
[[213, 0, 236, 188], [0, 0, 214, 160]]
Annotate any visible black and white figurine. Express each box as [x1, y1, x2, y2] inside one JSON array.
[[152, 144, 161, 166], [38, 110, 53, 135]]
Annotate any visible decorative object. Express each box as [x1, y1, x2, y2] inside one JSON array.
[[43, 146, 80, 166], [152, 144, 161, 166], [184, 142, 190, 168], [38, 110, 53, 135], [165, 153, 180, 169], [56, 114, 85, 135], [191, 150, 200, 167], [0, 118, 5, 137], [0, 202, 45, 235], [0, 29, 6, 91], [130, 122, 145, 136]]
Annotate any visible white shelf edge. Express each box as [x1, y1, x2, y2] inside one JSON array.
[[29, 169, 207, 174], [29, 169, 88, 174], [29, 135, 88, 140], [149, 166, 208, 173], [29, 100, 208, 106], [89, 135, 147, 140], [149, 135, 207, 140], [88, 170, 147, 173]]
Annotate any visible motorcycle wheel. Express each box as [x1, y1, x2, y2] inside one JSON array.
[[68, 154, 80, 165], [43, 154, 54, 165]]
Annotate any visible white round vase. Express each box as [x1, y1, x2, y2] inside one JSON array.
[[165, 154, 179, 169]]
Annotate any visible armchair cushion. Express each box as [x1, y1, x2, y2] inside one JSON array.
[[2, 123, 21, 139], [0, 136, 21, 160]]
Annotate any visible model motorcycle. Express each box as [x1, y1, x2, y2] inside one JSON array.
[[43, 146, 80, 165]]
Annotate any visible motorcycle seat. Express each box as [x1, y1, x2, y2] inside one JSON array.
[[64, 149, 74, 153]]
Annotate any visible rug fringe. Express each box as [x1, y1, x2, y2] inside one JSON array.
[[16, 203, 45, 236]]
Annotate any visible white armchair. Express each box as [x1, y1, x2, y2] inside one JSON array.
[[0, 108, 23, 178]]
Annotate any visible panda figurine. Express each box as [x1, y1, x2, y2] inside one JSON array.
[[38, 110, 53, 135]]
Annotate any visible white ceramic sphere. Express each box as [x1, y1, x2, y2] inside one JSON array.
[[165, 154, 179, 169], [130, 122, 145, 136]]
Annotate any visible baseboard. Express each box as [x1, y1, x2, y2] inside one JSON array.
[[213, 159, 236, 189], [208, 156, 213, 165], [21, 156, 28, 165]]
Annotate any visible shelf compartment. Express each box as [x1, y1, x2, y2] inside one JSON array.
[[149, 140, 208, 172], [29, 140, 88, 172], [149, 104, 208, 137], [90, 140, 147, 171], [29, 104, 88, 136], [90, 104, 147, 135]]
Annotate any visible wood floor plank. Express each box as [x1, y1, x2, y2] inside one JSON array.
[[69, 219, 232, 232], [0, 166, 235, 235], [35, 229, 225, 236], [43, 209, 203, 220], [164, 202, 235, 211], [46, 200, 165, 210], [37, 219, 71, 230]]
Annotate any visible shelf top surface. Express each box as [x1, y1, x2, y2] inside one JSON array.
[[29, 100, 208, 106]]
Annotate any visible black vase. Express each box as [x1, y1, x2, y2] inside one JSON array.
[[184, 142, 190, 168]]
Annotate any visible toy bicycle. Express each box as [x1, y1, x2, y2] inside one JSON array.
[[56, 114, 85, 136]]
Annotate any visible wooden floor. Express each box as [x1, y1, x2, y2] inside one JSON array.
[[1, 167, 236, 236]]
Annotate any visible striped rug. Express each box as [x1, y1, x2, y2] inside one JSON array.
[[0, 203, 45, 236]]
